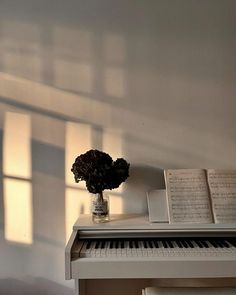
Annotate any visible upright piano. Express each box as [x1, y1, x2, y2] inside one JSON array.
[[65, 214, 236, 294]]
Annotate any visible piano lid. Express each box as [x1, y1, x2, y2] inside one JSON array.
[[73, 214, 236, 233]]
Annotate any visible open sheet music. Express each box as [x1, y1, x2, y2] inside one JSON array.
[[207, 169, 236, 223], [165, 169, 236, 224]]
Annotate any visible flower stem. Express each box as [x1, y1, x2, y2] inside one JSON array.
[[98, 191, 104, 202]]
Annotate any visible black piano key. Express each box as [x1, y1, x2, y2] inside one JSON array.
[[200, 240, 209, 248], [186, 240, 194, 248], [147, 241, 153, 248], [166, 240, 174, 248], [154, 240, 159, 248], [129, 240, 133, 248], [222, 240, 230, 248], [176, 240, 183, 248], [95, 241, 100, 249], [120, 240, 125, 249], [86, 240, 92, 249], [134, 240, 139, 248], [101, 240, 106, 249], [181, 240, 189, 248], [115, 240, 119, 249], [195, 240, 203, 248], [216, 240, 224, 248], [110, 241, 114, 249], [229, 240, 236, 247], [143, 240, 148, 249], [162, 240, 168, 248], [209, 240, 218, 248], [113, 240, 116, 248]]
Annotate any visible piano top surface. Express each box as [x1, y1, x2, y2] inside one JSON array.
[[73, 214, 236, 232]]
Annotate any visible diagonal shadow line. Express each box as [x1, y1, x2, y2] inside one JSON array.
[[0, 95, 89, 124]]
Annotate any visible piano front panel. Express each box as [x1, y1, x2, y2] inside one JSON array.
[[72, 259, 236, 279]]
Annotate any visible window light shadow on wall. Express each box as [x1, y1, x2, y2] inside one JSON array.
[[3, 112, 33, 244]]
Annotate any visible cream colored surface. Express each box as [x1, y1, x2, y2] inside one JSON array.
[[3, 112, 31, 178], [1, 0, 236, 294], [3, 178, 32, 244]]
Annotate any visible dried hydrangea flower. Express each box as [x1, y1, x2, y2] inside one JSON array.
[[71, 149, 129, 194]]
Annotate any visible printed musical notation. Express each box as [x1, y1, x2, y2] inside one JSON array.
[[165, 169, 213, 224], [207, 169, 236, 223]]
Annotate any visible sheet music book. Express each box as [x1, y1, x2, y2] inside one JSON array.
[[164, 169, 236, 224]]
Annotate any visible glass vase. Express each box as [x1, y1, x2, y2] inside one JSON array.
[[92, 192, 109, 223]]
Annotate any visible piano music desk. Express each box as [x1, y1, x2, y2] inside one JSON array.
[[65, 214, 236, 295]]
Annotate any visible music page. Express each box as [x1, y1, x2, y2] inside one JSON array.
[[207, 169, 236, 223], [165, 169, 213, 223]]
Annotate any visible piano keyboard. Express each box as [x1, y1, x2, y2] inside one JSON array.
[[78, 238, 236, 258], [66, 215, 236, 279]]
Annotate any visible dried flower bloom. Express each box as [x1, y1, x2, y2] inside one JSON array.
[[71, 149, 129, 194]]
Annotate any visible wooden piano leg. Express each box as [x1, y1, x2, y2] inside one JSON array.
[[75, 279, 86, 295]]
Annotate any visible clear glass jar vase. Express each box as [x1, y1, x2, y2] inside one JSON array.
[[92, 192, 109, 223]]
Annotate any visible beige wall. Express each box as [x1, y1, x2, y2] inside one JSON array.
[[0, 0, 236, 294]]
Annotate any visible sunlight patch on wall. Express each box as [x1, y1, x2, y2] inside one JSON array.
[[65, 122, 92, 189], [65, 188, 91, 242], [3, 112, 31, 178], [4, 178, 32, 244]]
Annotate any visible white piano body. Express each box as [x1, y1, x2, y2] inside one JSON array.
[[65, 214, 236, 294]]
